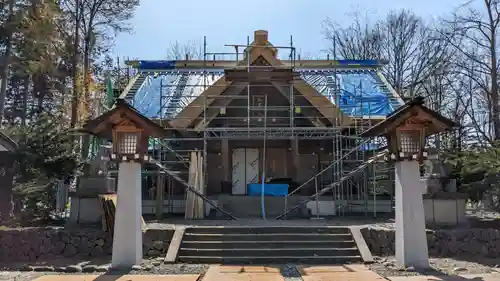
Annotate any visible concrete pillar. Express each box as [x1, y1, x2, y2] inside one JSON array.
[[112, 161, 142, 268], [395, 160, 429, 268]]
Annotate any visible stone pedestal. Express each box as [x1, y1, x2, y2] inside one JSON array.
[[395, 160, 429, 268], [68, 176, 116, 225], [111, 162, 142, 268]]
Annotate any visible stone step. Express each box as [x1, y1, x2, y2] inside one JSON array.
[[186, 226, 350, 234], [177, 255, 362, 264], [177, 226, 363, 264], [179, 247, 360, 257], [181, 240, 357, 249], [182, 233, 354, 242]]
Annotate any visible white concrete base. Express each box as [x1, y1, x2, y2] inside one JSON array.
[[395, 160, 429, 268], [111, 162, 143, 268]]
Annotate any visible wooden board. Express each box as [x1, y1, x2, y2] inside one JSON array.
[[98, 194, 146, 234]]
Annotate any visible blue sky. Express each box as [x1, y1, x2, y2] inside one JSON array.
[[113, 0, 468, 61]]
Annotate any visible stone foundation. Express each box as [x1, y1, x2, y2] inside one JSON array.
[[361, 227, 500, 258], [0, 227, 173, 262]]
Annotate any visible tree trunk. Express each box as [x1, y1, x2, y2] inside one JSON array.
[[70, 0, 81, 128], [80, 36, 92, 169], [0, 0, 15, 126], [21, 76, 29, 125]]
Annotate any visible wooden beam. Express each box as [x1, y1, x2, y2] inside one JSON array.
[[155, 173, 165, 220], [168, 77, 233, 129], [292, 139, 299, 184], [192, 83, 247, 131], [168, 48, 282, 129], [164, 227, 186, 263], [293, 80, 352, 127], [221, 139, 229, 182], [271, 82, 327, 127]]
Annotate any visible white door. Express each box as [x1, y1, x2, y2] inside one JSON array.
[[232, 149, 246, 195], [231, 148, 260, 195], [246, 148, 259, 185]]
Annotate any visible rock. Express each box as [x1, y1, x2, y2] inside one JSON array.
[[82, 265, 98, 273], [152, 240, 164, 250], [142, 265, 153, 271], [65, 265, 83, 273], [96, 265, 109, 272], [147, 249, 161, 257], [94, 239, 105, 246], [63, 244, 77, 257], [152, 261, 161, 266], [19, 265, 33, 272], [70, 236, 81, 246], [54, 267, 66, 272], [383, 261, 394, 267], [406, 266, 415, 272], [131, 265, 142, 271], [453, 267, 467, 272], [90, 246, 104, 257], [52, 241, 66, 255], [33, 266, 54, 272]]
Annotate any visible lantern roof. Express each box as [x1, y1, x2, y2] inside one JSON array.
[[81, 98, 167, 139], [361, 96, 458, 138]]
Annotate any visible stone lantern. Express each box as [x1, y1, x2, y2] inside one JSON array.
[[82, 99, 166, 268], [362, 96, 457, 268]]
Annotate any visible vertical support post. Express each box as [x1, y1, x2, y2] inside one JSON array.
[[112, 161, 142, 268], [203, 36, 207, 91], [261, 94, 267, 220], [373, 176, 376, 217], [221, 139, 229, 183], [155, 172, 165, 220], [168, 175, 174, 214], [292, 139, 299, 182], [395, 160, 429, 268], [315, 177, 319, 219], [203, 96, 208, 212], [247, 35, 250, 133]]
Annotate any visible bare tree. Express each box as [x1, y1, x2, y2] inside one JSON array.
[[166, 40, 203, 60], [323, 11, 384, 60], [323, 10, 451, 98], [440, 0, 500, 141]]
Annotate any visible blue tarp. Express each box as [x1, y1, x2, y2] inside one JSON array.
[[300, 69, 401, 117], [130, 69, 403, 119], [248, 183, 288, 196], [132, 70, 224, 119], [138, 60, 176, 70], [337, 71, 393, 116], [359, 141, 380, 151]]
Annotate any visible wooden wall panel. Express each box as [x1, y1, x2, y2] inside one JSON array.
[[206, 153, 223, 195], [264, 148, 289, 180]]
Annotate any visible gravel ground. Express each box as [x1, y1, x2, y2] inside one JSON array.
[[0, 257, 210, 281], [0, 264, 304, 281], [369, 256, 500, 277], [3, 259, 499, 281], [147, 217, 395, 229]]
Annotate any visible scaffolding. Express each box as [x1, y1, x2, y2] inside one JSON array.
[[128, 32, 400, 219]]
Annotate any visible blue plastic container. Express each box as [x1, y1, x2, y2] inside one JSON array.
[[247, 183, 288, 196]]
